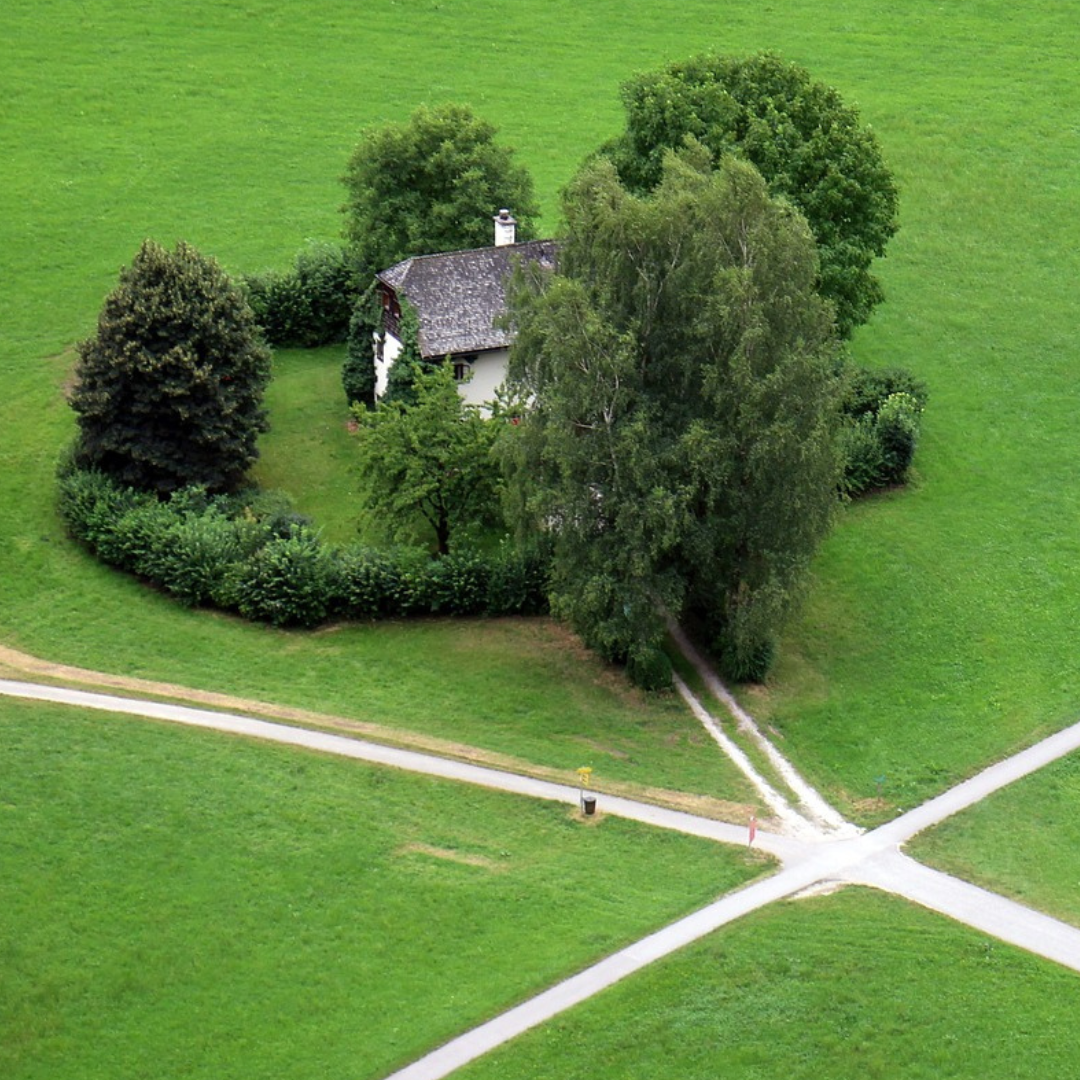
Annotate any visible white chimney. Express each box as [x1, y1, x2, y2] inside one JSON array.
[[494, 208, 516, 247]]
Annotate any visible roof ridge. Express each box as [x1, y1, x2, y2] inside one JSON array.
[[380, 237, 558, 276]]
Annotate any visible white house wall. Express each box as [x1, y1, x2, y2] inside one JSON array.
[[375, 332, 403, 400], [459, 349, 509, 413], [376, 337, 509, 414]]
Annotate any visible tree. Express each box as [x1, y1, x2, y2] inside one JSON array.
[[341, 103, 540, 275], [70, 239, 271, 495], [353, 362, 502, 556], [599, 52, 899, 337], [501, 152, 844, 685]]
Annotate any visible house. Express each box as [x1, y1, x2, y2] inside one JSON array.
[[373, 210, 557, 409]]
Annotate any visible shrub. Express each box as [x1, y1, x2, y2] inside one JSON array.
[[337, 546, 402, 619], [625, 644, 673, 691], [56, 465, 143, 552], [839, 363, 928, 495], [389, 548, 437, 616], [839, 417, 885, 496], [244, 242, 357, 348], [717, 634, 776, 684], [342, 287, 379, 408], [109, 499, 176, 577], [233, 526, 340, 627], [150, 508, 248, 607], [486, 542, 551, 616], [842, 365, 928, 419], [58, 465, 552, 628], [875, 392, 923, 485], [428, 550, 491, 615]]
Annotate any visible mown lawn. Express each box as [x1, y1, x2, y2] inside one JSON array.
[[5, 0, 1080, 1071], [0, 699, 763, 1080], [5, 0, 1080, 816], [460, 887, 1080, 1079], [910, 750, 1080, 930]]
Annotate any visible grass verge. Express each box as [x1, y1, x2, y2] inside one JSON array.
[[0, 699, 765, 1080], [909, 750, 1080, 929], [459, 887, 1080, 1079]]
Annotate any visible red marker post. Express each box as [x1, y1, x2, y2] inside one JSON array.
[[748, 813, 757, 848]]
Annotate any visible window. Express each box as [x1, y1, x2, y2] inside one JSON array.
[[453, 355, 477, 382]]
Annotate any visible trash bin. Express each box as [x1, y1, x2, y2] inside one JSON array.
[[582, 795, 597, 816]]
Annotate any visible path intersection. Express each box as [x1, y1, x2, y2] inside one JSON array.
[[5, 667, 1080, 1079]]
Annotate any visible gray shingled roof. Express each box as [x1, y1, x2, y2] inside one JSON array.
[[377, 240, 558, 358]]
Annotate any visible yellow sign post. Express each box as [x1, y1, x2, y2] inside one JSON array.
[[576, 766, 595, 815]]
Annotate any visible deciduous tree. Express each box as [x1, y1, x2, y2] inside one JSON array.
[[502, 152, 844, 685], [354, 363, 502, 555], [342, 103, 539, 275], [600, 52, 899, 337]]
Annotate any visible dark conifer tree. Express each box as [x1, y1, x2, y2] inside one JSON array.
[[71, 239, 271, 494]]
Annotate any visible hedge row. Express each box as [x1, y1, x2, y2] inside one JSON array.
[[58, 467, 550, 627]]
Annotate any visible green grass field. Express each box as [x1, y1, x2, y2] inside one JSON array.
[[459, 888, 1080, 1079], [911, 751, 1080, 930], [0, 699, 763, 1080], [6, 0, 1080, 1074], [5, 0, 1079, 814]]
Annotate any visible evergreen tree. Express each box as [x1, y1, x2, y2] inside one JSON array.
[[71, 239, 271, 495]]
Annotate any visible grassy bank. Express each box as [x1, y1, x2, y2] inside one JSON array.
[[0, 699, 763, 1080]]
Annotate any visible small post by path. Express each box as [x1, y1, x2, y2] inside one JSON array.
[[748, 812, 757, 848], [576, 766, 595, 816]]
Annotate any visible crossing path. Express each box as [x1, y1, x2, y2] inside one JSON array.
[[6, 676, 1080, 1079]]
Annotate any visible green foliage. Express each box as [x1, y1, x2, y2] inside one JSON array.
[[504, 153, 843, 686], [243, 241, 358, 348], [838, 364, 927, 494], [233, 526, 340, 627], [55, 462, 143, 551], [354, 362, 503, 555], [600, 52, 899, 337], [379, 298, 427, 406], [427, 549, 491, 615], [337, 546, 404, 618], [58, 466, 548, 625], [841, 365, 929, 419], [342, 286, 380, 407], [717, 633, 775, 684], [485, 540, 552, 617], [625, 645, 674, 692], [341, 102, 539, 275], [70, 239, 272, 495]]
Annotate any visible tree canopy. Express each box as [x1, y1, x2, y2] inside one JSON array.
[[353, 362, 502, 556], [70, 239, 271, 495], [599, 52, 899, 337], [341, 103, 540, 275], [501, 152, 844, 685]]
